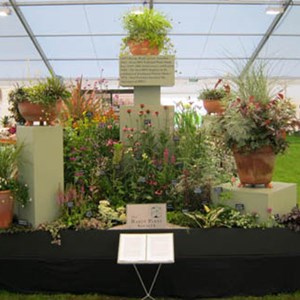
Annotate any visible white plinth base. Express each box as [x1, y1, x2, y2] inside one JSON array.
[[211, 182, 297, 222]]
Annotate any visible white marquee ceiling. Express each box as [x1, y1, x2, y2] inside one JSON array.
[[0, 0, 299, 82]]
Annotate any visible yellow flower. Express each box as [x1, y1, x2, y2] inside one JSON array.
[[203, 205, 210, 213]]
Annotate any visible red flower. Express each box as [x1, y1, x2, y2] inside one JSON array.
[[140, 104, 145, 109], [155, 190, 163, 196], [139, 111, 144, 116], [127, 109, 132, 114], [154, 111, 159, 116]]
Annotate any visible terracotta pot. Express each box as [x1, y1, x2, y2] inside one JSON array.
[[232, 145, 276, 187], [128, 40, 159, 55], [0, 190, 14, 228], [18, 100, 62, 126], [203, 99, 224, 114]]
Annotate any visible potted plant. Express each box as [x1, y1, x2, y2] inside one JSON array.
[[199, 79, 229, 114], [17, 76, 71, 126], [207, 63, 299, 187], [0, 143, 29, 228], [121, 7, 173, 55]]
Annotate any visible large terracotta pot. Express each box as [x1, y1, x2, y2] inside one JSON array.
[[128, 40, 159, 55], [18, 100, 62, 126], [203, 99, 224, 114], [0, 190, 14, 228], [232, 145, 275, 187]]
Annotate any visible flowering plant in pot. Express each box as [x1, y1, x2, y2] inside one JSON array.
[[199, 79, 229, 114], [0, 144, 29, 228], [16, 76, 71, 126], [206, 63, 299, 187], [121, 7, 173, 55]]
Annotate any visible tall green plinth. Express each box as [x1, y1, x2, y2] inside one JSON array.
[[119, 56, 175, 143], [211, 182, 297, 222], [16, 126, 64, 227], [134, 86, 161, 106]]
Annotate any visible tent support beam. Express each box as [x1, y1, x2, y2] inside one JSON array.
[[9, 0, 55, 76], [240, 0, 293, 77]]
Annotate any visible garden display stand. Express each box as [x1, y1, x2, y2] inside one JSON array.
[[16, 126, 64, 227], [212, 181, 297, 222]]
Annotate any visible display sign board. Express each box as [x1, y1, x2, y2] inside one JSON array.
[[117, 233, 174, 264], [126, 203, 167, 229], [119, 55, 175, 87]]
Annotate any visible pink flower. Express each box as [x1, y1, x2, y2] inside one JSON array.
[[171, 154, 176, 164], [155, 190, 163, 196], [107, 125, 113, 130], [163, 148, 169, 163], [140, 104, 145, 109], [122, 127, 128, 132], [106, 139, 114, 146], [154, 111, 159, 116], [267, 208, 272, 214], [139, 111, 144, 116]]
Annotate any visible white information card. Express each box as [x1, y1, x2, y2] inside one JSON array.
[[117, 233, 174, 264]]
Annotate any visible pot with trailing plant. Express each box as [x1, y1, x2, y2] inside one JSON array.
[[207, 63, 299, 187], [121, 7, 173, 55], [199, 79, 229, 114], [0, 143, 29, 228], [16, 76, 71, 126]]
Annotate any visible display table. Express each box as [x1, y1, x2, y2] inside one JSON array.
[[0, 228, 299, 298]]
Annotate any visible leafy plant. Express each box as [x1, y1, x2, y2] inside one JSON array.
[[8, 85, 27, 124], [207, 63, 299, 154], [199, 79, 229, 100], [27, 76, 71, 107], [60, 77, 111, 125], [183, 205, 261, 229], [0, 144, 29, 206], [279, 206, 300, 232], [121, 7, 173, 54]]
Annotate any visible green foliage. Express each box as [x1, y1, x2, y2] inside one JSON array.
[[167, 211, 198, 228], [27, 76, 71, 106], [207, 63, 298, 154], [8, 85, 27, 124], [60, 77, 109, 125], [279, 206, 300, 232], [199, 88, 227, 100], [183, 205, 261, 229], [0, 144, 29, 206], [121, 7, 173, 54]]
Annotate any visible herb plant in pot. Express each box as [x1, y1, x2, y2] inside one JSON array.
[[17, 76, 71, 126], [121, 7, 173, 55], [199, 79, 229, 114], [0, 144, 29, 228], [209, 63, 298, 187]]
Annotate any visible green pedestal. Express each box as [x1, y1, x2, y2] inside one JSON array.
[[16, 126, 64, 227], [211, 182, 297, 222]]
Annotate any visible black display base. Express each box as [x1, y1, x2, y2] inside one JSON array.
[[0, 228, 300, 299]]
